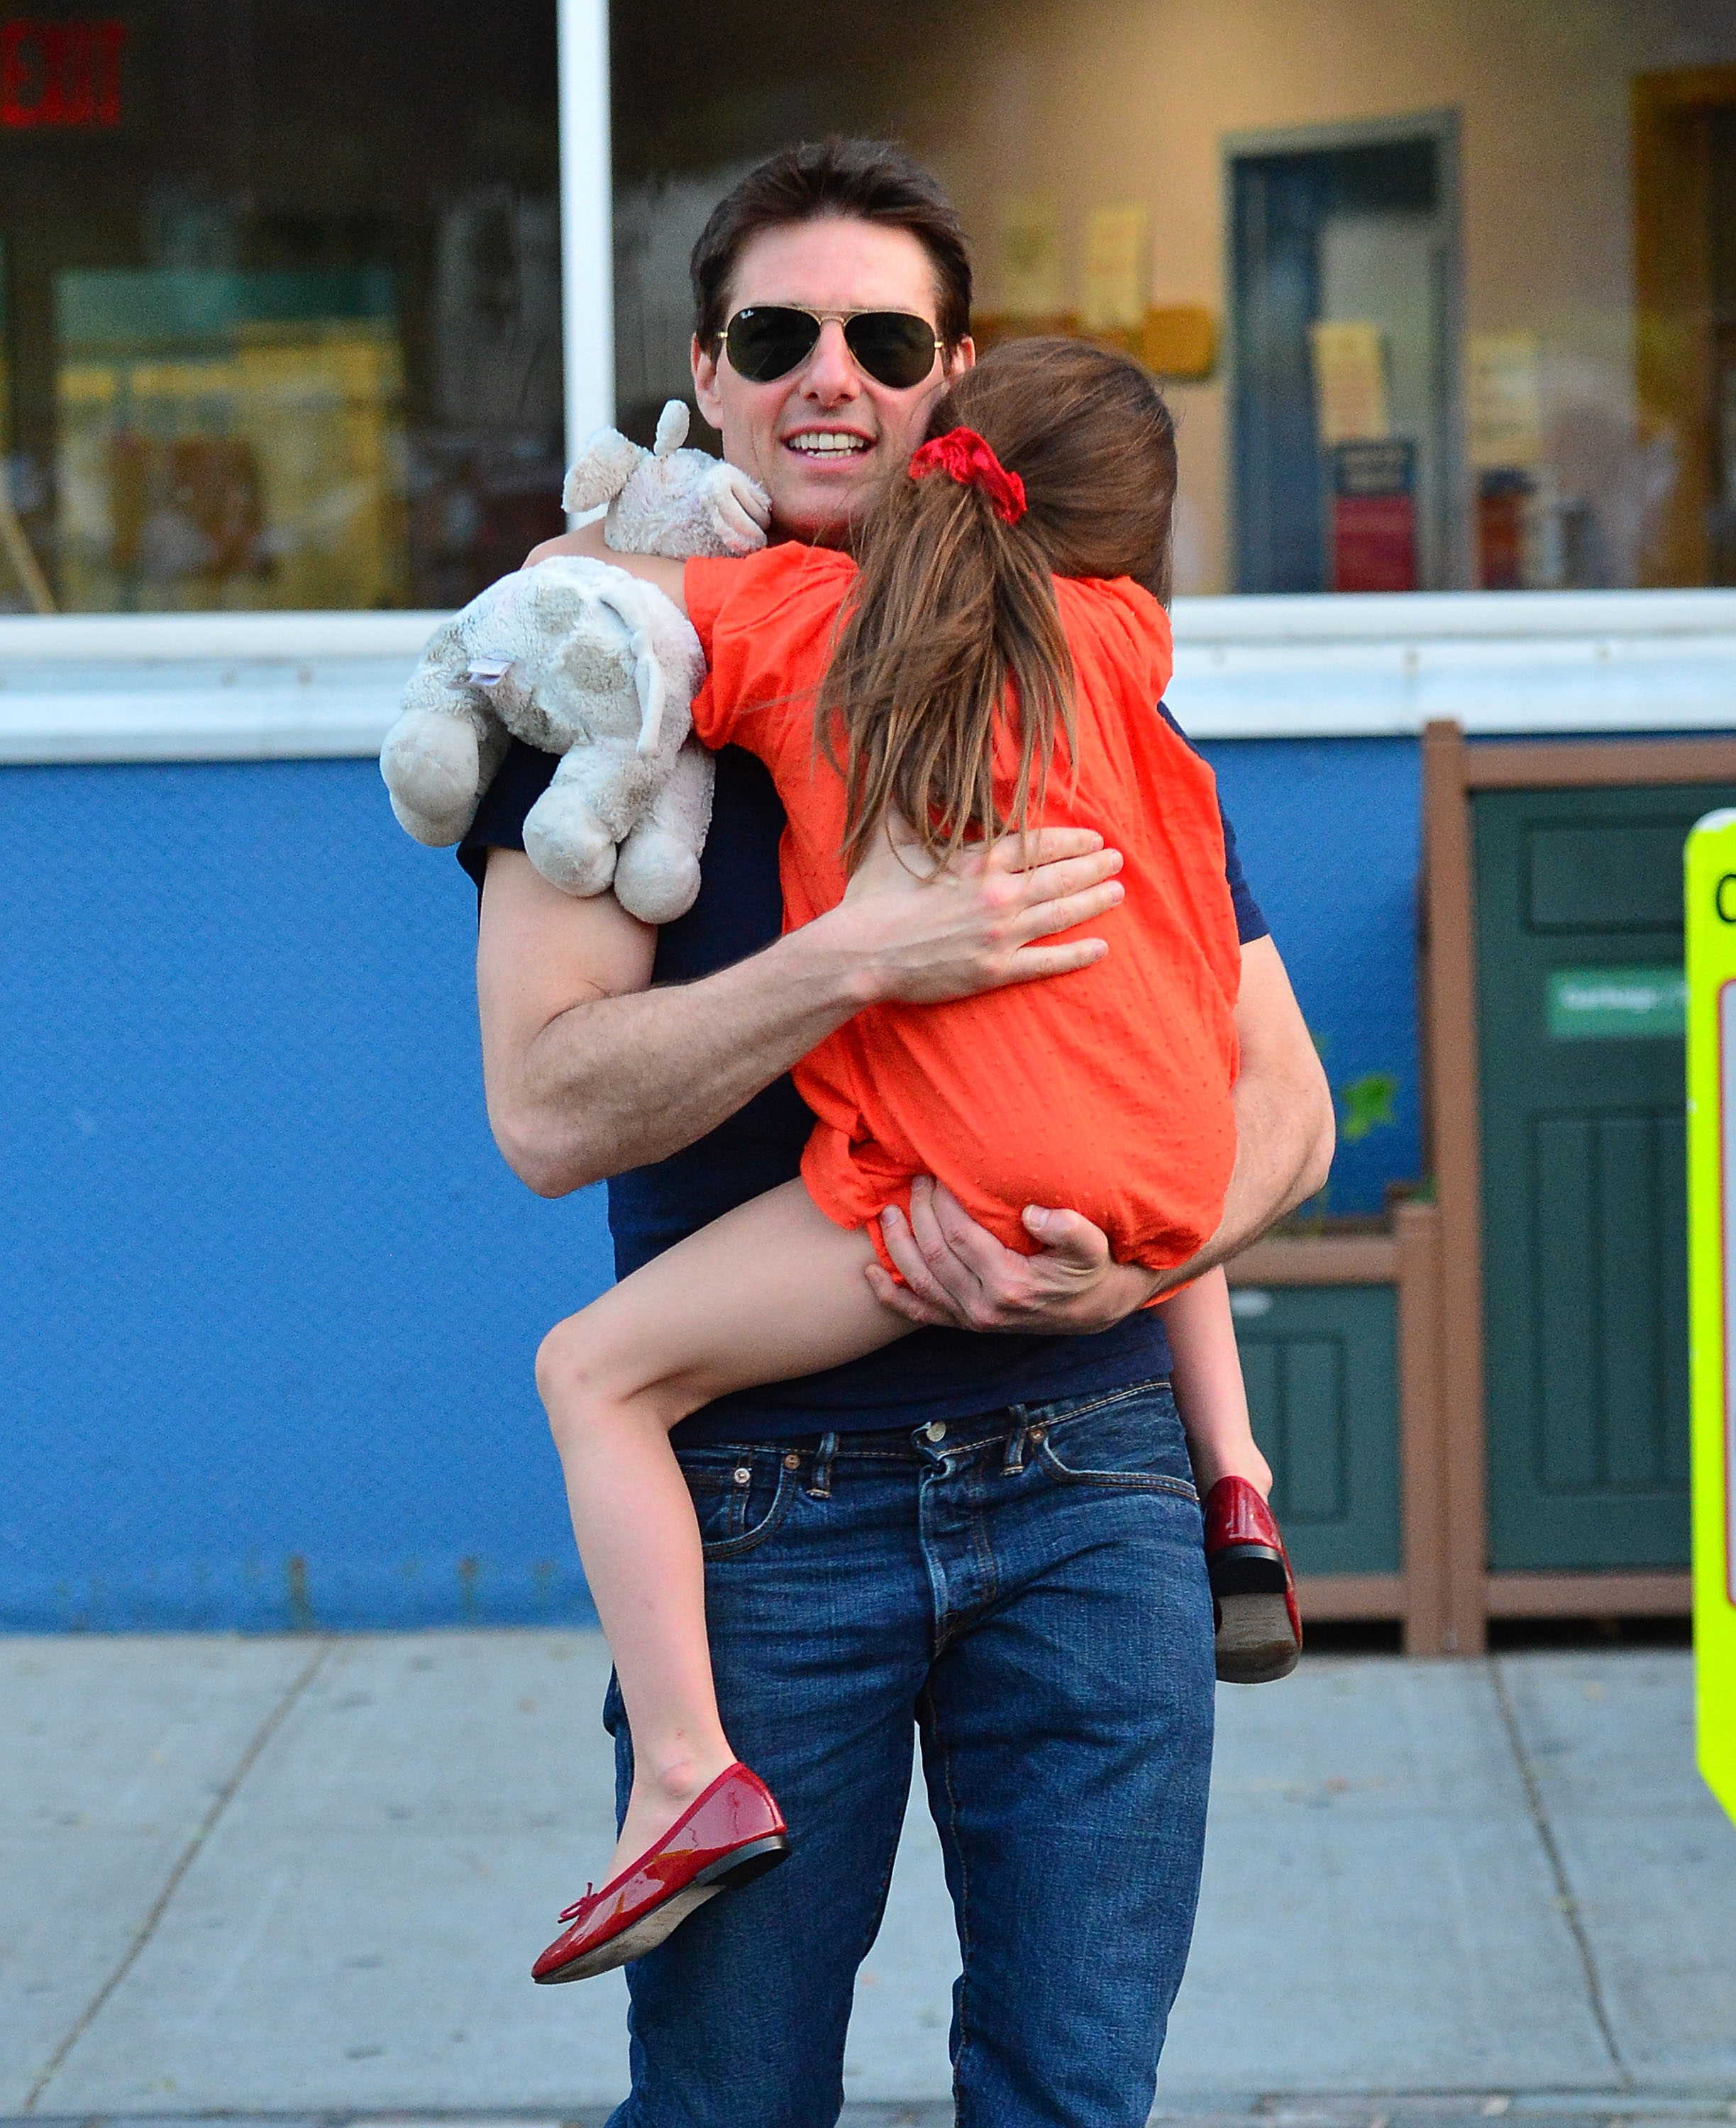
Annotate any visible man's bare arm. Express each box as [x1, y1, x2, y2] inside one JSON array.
[[1166, 931, 1336, 1273], [863, 933, 1335, 1330], [478, 822, 1129, 1198]]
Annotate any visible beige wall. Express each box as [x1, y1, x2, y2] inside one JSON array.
[[909, 0, 1736, 589]]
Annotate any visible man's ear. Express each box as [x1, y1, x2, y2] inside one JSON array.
[[692, 336, 725, 430], [947, 335, 978, 377]]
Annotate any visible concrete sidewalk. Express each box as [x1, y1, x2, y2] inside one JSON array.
[[3, 1635, 1733, 2124]]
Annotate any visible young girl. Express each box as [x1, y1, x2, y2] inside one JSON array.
[[529, 340, 1300, 1988]]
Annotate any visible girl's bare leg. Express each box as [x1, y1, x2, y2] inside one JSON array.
[[535, 1178, 910, 1883]]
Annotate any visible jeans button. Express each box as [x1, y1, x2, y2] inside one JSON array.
[[925, 1422, 946, 1443], [733, 1466, 751, 1485]]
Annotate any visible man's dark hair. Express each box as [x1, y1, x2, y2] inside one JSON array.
[[690, 138, 973, 355]]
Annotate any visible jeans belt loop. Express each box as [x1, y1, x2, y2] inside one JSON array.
[[1002, 1404, 1031, 1475], [808, 1429, 839, 1500]]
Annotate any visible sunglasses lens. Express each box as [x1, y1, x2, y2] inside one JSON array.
[[725, 307, 821, 382], [844, 313, 940, 388]]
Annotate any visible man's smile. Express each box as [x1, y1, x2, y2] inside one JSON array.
[[783, 428, 875, 460]]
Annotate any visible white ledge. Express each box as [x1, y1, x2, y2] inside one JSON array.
[[0, 611, 443, 764], [3, 590, 1736, 763], [1171, 587, 1736, 738]]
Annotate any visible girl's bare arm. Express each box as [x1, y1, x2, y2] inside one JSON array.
[[526, 521, 690, 609]]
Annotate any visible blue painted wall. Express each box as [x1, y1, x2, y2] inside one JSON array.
[[1, 738, 1425, 1633], [3, 760, 614, 1634], [1200, 736, 1424, 1218]]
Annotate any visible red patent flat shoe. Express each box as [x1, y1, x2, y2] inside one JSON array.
[[1204, 1476, 1302, 1684], [531, 1761, 789, 1984]]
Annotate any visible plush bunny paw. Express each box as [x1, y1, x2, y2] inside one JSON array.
[[380, 706, 485, 846], [613, 831, 700, 924], [562, 426, 648, 516], [522, 780, 620, 898], [612, 737, 714, 922]]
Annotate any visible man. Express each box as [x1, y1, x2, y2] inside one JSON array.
[[464, 140, 1332, 2128]]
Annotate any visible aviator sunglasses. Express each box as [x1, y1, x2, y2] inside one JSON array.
[[719, 305, 945, 390]]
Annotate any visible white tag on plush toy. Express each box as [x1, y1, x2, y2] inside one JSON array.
[[467, 657, 512, 686]]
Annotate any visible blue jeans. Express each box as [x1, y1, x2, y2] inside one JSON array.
[[602, 1378, 1215, 2128]]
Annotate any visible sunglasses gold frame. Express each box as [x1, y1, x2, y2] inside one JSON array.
[[717, 305, 946, 389]]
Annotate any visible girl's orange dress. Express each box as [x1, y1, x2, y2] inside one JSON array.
[[682, 543, 1241, 1279]]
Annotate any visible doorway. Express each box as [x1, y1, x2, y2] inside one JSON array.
[[1227, 113, 1464, 593]]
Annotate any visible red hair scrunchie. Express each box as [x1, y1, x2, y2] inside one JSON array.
[[908, 427, 1027, 523]]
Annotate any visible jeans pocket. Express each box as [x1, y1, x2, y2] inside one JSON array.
[[1033, 1380, 1200, 1498], [678, 1448, 799, 1560]]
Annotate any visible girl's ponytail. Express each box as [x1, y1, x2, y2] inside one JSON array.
[[819, 337, 1176, 872]]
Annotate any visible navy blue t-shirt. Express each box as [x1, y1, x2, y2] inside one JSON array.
[[460, 715, 1268, 1446]]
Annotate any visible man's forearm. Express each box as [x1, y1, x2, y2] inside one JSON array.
[[1193, 1065, 1334, 1266], [1141, 940, 1336, 1296], [493, 919, 869, 1197]]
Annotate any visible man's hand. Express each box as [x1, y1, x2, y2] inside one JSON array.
[[865, 1178, 1161, 1334], [831, 815, 1125, 1007]]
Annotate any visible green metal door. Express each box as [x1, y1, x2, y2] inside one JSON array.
[[1474, 784, 1732, 1570], [1230, 1284, 1400, 1575]]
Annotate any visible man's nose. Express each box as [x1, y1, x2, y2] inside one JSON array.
[[801, 318, 861, 401]]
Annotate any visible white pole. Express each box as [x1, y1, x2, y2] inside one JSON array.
[[557, 0, 614, 471]]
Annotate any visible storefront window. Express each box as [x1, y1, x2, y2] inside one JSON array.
[[614, 0, 1736, 596], [0, 2, 562, 614]]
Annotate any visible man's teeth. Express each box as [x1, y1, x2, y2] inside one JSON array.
[[787, 433, 870, 457]]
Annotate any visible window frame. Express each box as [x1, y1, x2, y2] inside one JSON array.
[[10, 7, 1736, 762]]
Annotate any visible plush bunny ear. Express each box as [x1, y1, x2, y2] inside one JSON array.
[[591, 578, 666, 755], [652, 400, 689, 458], [632, 636, 665, 756]]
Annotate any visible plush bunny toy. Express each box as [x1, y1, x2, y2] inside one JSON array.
[[379, 401, 768, 924]]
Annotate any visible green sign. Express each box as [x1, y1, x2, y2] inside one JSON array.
[[1547, 965, 1686, 1040]]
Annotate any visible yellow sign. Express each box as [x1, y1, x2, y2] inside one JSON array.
[[1080, 204, 1149, 334], [1308, 320, 1390, 445], [1467, 329, 1543, 471], [1685, 810, 1736, 1824], [997, 194, 1066, 318]]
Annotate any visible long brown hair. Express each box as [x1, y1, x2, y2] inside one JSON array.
[[820, 338, 1177, 872]]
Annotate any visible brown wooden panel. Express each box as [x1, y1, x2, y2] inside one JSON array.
[[1295, 1573, 1408, 1621], [1227, 1235, 1398, 1285], [1422, 719, 1490, 1654], [1485, 1571, 1691, 1617], [1397, 1202, 1449, 1655], [1466, 738, 1736, 789]]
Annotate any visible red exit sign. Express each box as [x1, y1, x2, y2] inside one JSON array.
[[1, 18, 124, 128]]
